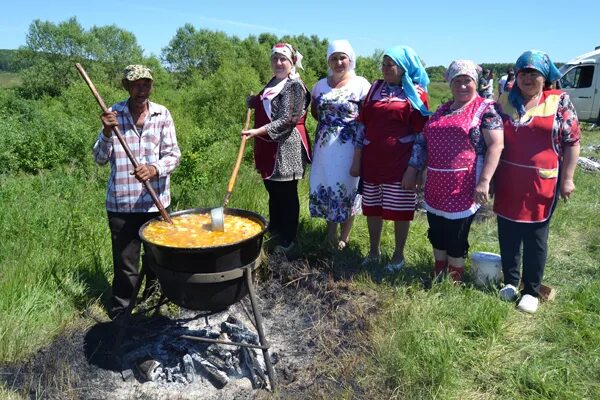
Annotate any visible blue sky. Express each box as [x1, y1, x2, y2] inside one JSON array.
[[1, 0, 598, 67]]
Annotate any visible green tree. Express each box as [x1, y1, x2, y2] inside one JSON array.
[[356, 50, 384, 83], [426, 65, 447, 82], [17, 17, 144, 97], [161, 24, 235, 81]]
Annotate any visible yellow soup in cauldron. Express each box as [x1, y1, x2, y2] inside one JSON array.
[[143, 213, 262, 248]]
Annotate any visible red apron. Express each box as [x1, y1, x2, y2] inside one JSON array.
[[424, 98, 489, 214], [252, 87, 311, 179], [494, 90, 562, 222], [360, 81, 422, 184]]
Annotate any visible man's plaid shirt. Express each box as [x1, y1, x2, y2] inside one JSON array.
[[92, 99, 181, 213]]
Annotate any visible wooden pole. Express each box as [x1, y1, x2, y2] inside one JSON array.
[[223, 106, 253, 207], [75, 63, 172, 223]]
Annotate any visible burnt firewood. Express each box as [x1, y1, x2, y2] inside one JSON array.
[[191, 353, 229, 389], [221, 322, 259, 345], [240, 347, 267, 389], [182, 354, 195, 383], [136, 356, 162, 382]]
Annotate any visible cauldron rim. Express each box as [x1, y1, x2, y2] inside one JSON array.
[[138, 207, 268, 251]]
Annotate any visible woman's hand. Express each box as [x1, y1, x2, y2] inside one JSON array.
[[560, 178, 575, 202], [349, 148, 362, 177], [474, 179, 490, 204], [559, 145, 579, 202], [349, 161, 360, 177], [401, 166, 418, 191], [416, 169, 427, 189], [242, 128, 265, 139]]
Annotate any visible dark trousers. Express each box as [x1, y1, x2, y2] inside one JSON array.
[[263, 179, 299, 244], [497, 216, 551, 297], [107, 211, 161, 316], [426, 212, 476, 259]]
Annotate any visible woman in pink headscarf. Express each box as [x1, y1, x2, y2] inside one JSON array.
[[309, 39, 371, 250], [405, 60, 504, 282], [242, 43, 311, 253]]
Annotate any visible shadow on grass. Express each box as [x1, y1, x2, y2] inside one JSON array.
[[273, 219, 438, 288], [48, 249, 112, 312], [281, 218, 502, 299]]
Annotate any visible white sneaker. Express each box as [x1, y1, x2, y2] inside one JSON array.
[[517, 294, 539, 314], [499, 284, 518, 302]]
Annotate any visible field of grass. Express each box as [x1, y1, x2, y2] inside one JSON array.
[[0, 72, 22, 88], [331, 129, 600, 399], [0, 118, 598, 398]]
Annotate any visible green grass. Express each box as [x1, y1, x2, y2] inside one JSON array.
[[428, 81, 452, 110], [345, 129, 600, 399], [0, 122, 599, 399], [0, 72, 21, 88], [0, 165, 112, 363]]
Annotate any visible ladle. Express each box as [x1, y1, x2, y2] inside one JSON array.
[[211, 101, 253, 231]]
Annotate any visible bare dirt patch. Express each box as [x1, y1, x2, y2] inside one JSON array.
[[0, 254, 380, 399]]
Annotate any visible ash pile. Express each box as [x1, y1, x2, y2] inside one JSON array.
[[116, 305, 273, 396]]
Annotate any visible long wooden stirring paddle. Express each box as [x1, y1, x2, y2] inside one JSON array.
[[75, 63, 172, 223]]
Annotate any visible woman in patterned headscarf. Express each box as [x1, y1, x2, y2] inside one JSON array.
[[242, 43, 311, 253], [494, 50, 580, 313], [358, 45, 431, 273], [406, 59, 504, 283], [309, 40, 371, 250]]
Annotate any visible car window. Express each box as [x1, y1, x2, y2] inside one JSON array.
[[560, 65, 595, 89]]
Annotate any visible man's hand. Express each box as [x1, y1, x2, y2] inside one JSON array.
[[132, 164, 158, 182], [101, 111, 118, 137]]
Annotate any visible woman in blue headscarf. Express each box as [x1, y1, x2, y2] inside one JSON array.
[[357, 45, 431, 272], [494, 50, 581, 313]]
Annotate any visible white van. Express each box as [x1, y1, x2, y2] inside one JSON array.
[[559, 46, 600, 122]]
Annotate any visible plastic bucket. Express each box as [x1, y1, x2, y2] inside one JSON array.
[[470, 252, 502, 288]]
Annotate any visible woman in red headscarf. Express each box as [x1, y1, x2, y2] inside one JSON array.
[[242, 43, 311, 253]]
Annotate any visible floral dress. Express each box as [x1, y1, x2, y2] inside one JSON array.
[[309, 76, 371, 222]]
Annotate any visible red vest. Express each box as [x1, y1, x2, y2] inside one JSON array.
[[360, 80, 428, 183], [493, 90, 562, 222], [252, 86, 311, 179]]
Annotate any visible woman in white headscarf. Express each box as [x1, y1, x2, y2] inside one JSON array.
[[242, 43, 311, 253], [308, 40, 371, 250]]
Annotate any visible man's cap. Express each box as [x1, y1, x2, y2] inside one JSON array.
[[123, 65, 153, 81]]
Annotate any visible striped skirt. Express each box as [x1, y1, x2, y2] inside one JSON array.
[[361, 181, 416, 221]]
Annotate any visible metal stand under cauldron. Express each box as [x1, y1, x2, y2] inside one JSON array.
[[113, 208, 276, 391]]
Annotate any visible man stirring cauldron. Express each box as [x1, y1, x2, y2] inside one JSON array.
[[92, 65, 181, 321]]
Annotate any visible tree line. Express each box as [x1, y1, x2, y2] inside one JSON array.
[[0, 17, 514, 191]]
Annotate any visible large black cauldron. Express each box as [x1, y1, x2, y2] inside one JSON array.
[[139, 208, 268, 311]]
